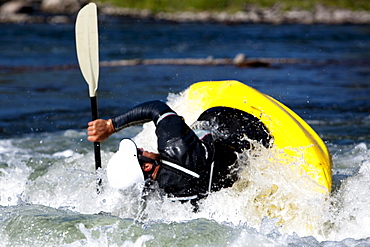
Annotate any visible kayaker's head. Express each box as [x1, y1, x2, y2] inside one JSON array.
[[107, 139, 160, 190], [137, 148, 160, 179]]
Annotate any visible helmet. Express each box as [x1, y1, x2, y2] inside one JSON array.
[[107, 138, 144, 189]]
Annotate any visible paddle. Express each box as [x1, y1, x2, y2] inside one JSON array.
[[75, 3, 102, 192]]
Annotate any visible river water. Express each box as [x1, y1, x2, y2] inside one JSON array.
[[0, 19, 370, 246]]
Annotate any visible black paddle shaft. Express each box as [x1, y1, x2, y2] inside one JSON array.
[[90, 96, 102, 170]]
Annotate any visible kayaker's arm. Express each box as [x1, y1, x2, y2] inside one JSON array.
[[111, 100, 175, 131], [87, 100, 175, 142]]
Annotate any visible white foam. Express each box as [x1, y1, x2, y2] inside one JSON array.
[[1, 92, 369, 245], [52, 149, 74, 157]]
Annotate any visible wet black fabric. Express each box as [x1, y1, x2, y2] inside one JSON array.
[[112, 100, 171, 131], [155, 114, 213, 197], [111, 100, 236, 199]]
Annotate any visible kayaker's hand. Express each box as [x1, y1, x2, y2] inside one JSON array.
[[87, 119, 115, 142]]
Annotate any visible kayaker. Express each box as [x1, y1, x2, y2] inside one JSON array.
[[87, 100, 270, 205]]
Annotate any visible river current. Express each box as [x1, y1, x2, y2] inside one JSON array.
[[0, 20, 369, 246]]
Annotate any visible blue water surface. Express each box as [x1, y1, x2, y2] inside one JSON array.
[[1, 18, 370, 246], [1, 21, 369, 146]]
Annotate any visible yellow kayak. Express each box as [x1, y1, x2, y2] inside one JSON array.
[[185, 80, 332, 194]]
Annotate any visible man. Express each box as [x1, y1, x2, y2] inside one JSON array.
[[88, 100, 270, 202]]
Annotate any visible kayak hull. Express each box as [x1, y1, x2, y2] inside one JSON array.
[[185, 80, 332, 194]]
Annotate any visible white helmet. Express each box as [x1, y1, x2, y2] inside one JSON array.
[[107, 138, 144, 190]]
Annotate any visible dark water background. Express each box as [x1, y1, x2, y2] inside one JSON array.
[[0, 19, 370, 246], [1, 22, 369, 144]]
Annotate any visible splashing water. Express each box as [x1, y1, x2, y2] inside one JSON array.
[[0, 92, 370, 246]]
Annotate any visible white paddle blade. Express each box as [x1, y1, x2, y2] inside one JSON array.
[[75, 3, 99, 97]]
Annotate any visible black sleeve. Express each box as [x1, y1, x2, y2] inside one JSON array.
[[111, 100, 174, 132]]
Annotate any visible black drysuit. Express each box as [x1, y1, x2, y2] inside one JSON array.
[[111, 100, 237, 200]]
